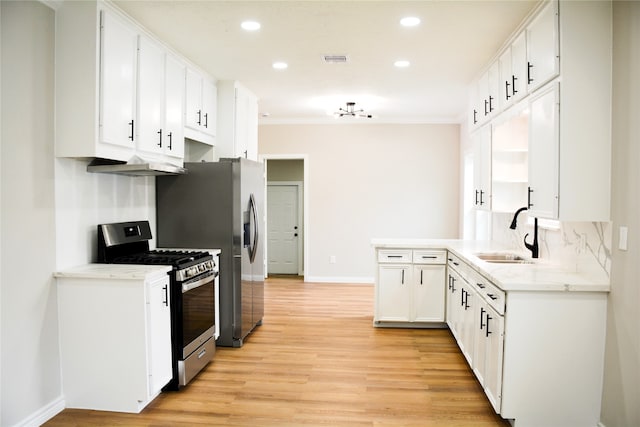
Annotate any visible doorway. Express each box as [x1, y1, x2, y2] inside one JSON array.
[[262, 156, 308, 279]]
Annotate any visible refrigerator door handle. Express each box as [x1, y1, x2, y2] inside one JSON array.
[[249, 193, 259, 263]]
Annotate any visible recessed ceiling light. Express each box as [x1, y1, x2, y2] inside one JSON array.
[[400, 16, 421, 27], [394, 60, 411, 68], [272, 62, 288, 70], [241, 20, 261, 31]]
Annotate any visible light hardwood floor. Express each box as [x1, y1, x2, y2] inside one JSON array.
[[45, 276, 510, 426]]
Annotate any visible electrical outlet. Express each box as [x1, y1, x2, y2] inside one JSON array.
[[619, 226, 628, 251], [330, 255, 336, 264]]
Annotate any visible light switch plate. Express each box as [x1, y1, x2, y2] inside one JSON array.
[[619, 226, 628, 251]]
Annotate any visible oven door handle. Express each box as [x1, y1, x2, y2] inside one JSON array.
[[182, 275, 212, 293]]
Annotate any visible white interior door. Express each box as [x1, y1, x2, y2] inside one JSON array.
[[267, 184, 300, 275]]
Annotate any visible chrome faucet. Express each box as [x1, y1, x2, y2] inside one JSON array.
[[509, 207, 539, 259]]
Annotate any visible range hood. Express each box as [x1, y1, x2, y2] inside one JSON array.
[[87, 156, 187, 176]]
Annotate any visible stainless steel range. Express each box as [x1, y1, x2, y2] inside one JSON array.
[[97, 220, 218, 390]]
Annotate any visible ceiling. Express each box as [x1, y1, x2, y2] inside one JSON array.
[[114, 0, 540, 124]]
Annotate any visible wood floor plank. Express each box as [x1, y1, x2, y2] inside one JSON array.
[[44, 277, 510, 426]]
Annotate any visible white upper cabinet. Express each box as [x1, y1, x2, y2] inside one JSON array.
[[216, 81, 258, 160], [185, 67, 217, 145], [473, 126, 492, 211], [163, 54, 186, 160], [100, 10, 138, 150], [525, 0, 559, 92], [137, 36, 165, 156], [498, 32, 528, 110], [466, 0, 611, 221], [527, 84, 559, 219], [55, 1, 192, 165], [137, 36, 185, 163]]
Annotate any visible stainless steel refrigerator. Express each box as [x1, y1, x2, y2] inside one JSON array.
[[156, 158, 265, 347]]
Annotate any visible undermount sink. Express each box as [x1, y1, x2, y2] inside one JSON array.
[[474, 253, 534, 264]]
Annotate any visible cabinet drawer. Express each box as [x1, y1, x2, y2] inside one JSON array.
[[413, 250, 446, 265], [377, 249, 412, 264], [447, 252, 463, 270], [483, 281, 505, 315]]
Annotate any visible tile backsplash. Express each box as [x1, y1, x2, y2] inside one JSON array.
[[490, 211, 612, 278]]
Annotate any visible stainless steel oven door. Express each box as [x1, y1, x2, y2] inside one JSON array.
[[181, 272, 216, 359]]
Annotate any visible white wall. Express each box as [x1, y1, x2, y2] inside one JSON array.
[[600, 3, 640, 426], [1, 2, 157, 425], [259, 123, 460, 282], [1, 2, 61, 425]]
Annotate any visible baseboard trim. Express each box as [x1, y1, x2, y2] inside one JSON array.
[[14, 395, 64, 427], [305, 276, 374, 284]]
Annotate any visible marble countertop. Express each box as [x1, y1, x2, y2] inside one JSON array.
[[371, 239, 610, 293], [54, 264, 172, 281]]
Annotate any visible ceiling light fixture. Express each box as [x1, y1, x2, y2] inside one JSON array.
[[400, 16, 421, 27], [241, 20, 261, 31], [334, 102, 372, 118], [394, 60, 411, 68], [272, 62, 288, 70]]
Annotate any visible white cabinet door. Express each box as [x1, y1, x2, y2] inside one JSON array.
[[137, 36, 165, 156], [201, 78, 217, 137], [233, 84, 258, 159], [412, 264, 445, 322], [459, 284, 476, 365], [510, 32, 528, 103], [185, 68, 202, 131], [499, 32, 528, 109], [473, 126, 492, 210], [99, 10, 137, 149], [526, 0, 559, 92], [185, 67, 216, 141], [528, 83, 559, 219], [446, 269, 462, 340], [147, 276, 172, 396], [164, 54, 185, 160], [483, 303, 504, 413], [377, 265, 412, 322]]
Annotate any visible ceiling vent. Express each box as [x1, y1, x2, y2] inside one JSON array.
[[323, 54, 348, 63]]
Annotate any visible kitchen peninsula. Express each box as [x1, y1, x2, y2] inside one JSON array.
[[372, 238, 609, 427]]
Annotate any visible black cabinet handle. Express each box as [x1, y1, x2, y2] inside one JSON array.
[[461, 289, 466, 306], [162, 284, 169, 307], [479, 307, 486, 329], [473, 109, 478, 124], [167, 132, 173, 150], [451, 276, 456, 292], [401, 269, 405, 284], [505, 81, 511, 100], [157, 129, 162, 147], [487, 293, 498, 301], [204, 112, 209, 128], [489, 95, 495, 112], [453, 262, 459, 266], [475, 189, 479, 205], [486, 314, 493, 337], [477, 283, 486, 289], [527, 62, 534, 84], [197, 109, 202, 126], [528, 186, 534, 208], [388, 255, 403, 258], [484, 99, 489, 116], [480, 190, 485, 206], [420, 269, 423, 285], [128, 120, 134, 141], [512, 75, 518, 95]]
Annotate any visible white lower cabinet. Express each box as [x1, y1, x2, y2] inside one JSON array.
[[374, 249, 446, 326], [56, 265, 173, 413], [446, 254, 607, 427]]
